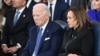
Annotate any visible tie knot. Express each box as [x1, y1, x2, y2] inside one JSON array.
[[38, 27, 43, 32], [39, 28, 43, 31]]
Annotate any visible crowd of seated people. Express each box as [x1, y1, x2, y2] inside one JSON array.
[[0, 0, 100, 56]]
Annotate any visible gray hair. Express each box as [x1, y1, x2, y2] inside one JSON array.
[[33, 3, 51, 17]]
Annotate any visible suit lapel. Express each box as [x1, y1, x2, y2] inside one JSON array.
[[38, 21, 52, 51], [30, 26, 38, 54], [9, 10, 16, 29], [14, 7, 27, 27]]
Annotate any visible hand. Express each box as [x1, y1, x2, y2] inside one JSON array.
[[67, 53, 79, 56], [8, 46, 18, 54], [2, 46, 9, 53]]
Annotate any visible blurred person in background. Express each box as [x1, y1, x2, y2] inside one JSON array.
[[3, 0, 13, 17], [0, 0, 6, 56], [0, 0, 6, 32], [87, 0, 100, 22], [59, 8, 94, 56], [1, 0, 33, 56], [46, 0, 69, 21]]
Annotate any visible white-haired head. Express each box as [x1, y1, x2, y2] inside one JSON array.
[[33, 3, 51, 17]]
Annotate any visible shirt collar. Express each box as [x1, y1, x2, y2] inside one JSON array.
[[26, 0, 32, 7], [16, 6, 25, 13], [40, 20, 49, 30]]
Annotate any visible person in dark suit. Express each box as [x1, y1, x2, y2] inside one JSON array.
[[47, 0, 69, 21], [87, 0, 100, 22], [71, 0, 87, 9], [26, 0, 36, 11], [59, 8, 94, 56], [64, 0, 89, 10], [1, 0, 33, 56], [3, 0, 13, 17], [20, 3, 64, 56]]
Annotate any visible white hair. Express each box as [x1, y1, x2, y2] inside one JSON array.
[[33, 3, 51, 17]]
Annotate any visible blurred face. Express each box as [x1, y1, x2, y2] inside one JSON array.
[[33, 6, 48, 27], [67, 11, 78, 29], [4, 0, 12, 5], [12, 0, 26, 9], [91, 0, 100, 10]]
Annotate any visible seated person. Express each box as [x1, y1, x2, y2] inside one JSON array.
[[20, 3, 64, 56], [87, 0, 100, 22], [59, 7, 94, 56]]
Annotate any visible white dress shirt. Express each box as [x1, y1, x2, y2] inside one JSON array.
[[16, 6, 25, 20], [26, 0, 32, 8], [48, 0, 57, 21], [65, 0, 72, 6], [32, 20, 49, 56]]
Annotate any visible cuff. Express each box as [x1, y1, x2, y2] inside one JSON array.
[[16, 43, 21, 49]]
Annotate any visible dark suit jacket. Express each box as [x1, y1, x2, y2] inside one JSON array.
[[70, 0, 87, 10], [27, 0, 36, 11], [59, 28, 94, 56], [46, 1, 69, 21], [21, 21, 64, 56], [2, 7, 33, 55]]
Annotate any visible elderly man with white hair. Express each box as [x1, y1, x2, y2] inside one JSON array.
[[20, 3, 64, 56]]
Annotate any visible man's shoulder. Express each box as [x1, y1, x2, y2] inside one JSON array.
[[48, 21, 63, 31]]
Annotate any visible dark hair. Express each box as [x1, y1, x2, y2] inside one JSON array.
[[67, 7, 91, 31]]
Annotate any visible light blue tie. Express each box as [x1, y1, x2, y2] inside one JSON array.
[[32, 28, 43, 56], [13, 10, 20, 25]]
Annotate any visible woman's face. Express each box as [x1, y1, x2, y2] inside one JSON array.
[[67, 11, 78, 29], [91, 0, 100, 10]]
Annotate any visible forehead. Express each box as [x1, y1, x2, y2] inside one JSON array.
[[33, 9, 43, 14], [68, 11, 74, 16], [33, 6, 44, 13]]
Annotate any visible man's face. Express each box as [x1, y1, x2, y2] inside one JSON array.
[[33, 6, 48, 27], [12, 0, 25, 9]]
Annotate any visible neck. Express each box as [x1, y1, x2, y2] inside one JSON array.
[[96, 9, 100, 11], [74, 24, 79, 30], [16, 6, 25, 10]]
